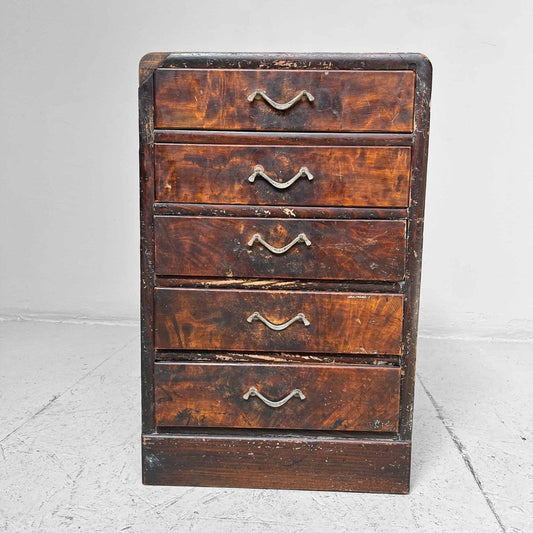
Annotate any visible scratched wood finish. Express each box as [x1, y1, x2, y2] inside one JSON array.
[[154, 216, 406, 281], [154, 69, 415, 132], [156, 277, 405, 294], [157, 52, 426, 71], [155, 144, 411, 207], [154, 362, 401, 432], [154, 203, 408, 220], [143, 435, 411, 493], [139, 69, 156, 433], [154, 288, 404, 355], [155, 350, 400, 366], [140, 52, 432, 494], [398, 55, 432, 440]]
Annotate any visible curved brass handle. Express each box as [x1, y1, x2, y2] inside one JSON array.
[[247, 233, 311, 255], [248, 165, 314, 190], [247, 90, 315, 111], [247, 311, 310, 331], [243, 386, 306, 408]]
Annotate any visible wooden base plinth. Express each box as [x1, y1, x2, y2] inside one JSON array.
[[142, 433, 411, 494]]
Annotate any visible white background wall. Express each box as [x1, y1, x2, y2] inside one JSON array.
[[1, 0, 532, 339]]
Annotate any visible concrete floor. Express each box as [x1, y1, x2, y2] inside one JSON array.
[[0, 320, 531, 532]]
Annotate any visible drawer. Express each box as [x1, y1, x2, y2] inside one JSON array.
[[154, 69, 415, 132], [155, 144, 411, 207], [154, 362, 401, 432], [154, 288, 403, 355], [155, 216, 406, 281]]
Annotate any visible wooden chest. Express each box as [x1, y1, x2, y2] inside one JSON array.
[[139, 52, 432, 493]]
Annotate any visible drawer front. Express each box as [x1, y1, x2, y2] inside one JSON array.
[[155, 144, 411, 207], [155, 216, 406, 281], [154, 288, 403, 355], [154, 69, 415, 132], [154, 362, 401, 432]]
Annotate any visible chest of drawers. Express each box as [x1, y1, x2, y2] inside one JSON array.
[[139, 52, 431, 494]]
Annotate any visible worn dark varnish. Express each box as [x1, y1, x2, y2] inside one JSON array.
[[154, 216, 406, 281], [139, 70, 156, 434], [154, 288, 404, 355], [154, 362, 401, 431], [153, 203, 408, 220], [155, 144, 411, 207], [154, 68, 415, 132], [154, 130, 414, 146], [140, 52, 431, 493], [143, 435, 411, 493], [154, 350, 400, 366], [155, 277, 406, 295]]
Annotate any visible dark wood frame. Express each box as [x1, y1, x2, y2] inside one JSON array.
[[140, 52, 431, 493]]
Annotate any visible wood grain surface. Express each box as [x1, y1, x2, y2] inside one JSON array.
[[154, 216, 406, 281], [154, 362, 401, 432], [154, 288, 404, 355], [154, 69, 415, 132], [143, 434, 411, 493], [141, 52, 432, 493], [155, 144, 411, 207]]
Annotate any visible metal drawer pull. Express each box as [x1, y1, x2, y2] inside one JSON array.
[[247, 311, 310, 331], [248, 165, 314, 190], [247, 90, 315, 111], [247, 233, 311, 255], [243, 386, 306, 408]]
